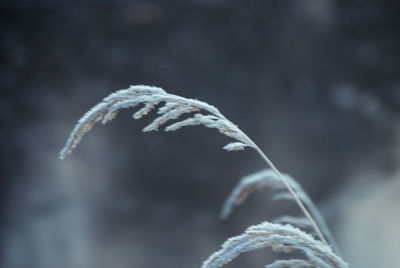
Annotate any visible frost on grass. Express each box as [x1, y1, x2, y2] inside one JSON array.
[[272, 216, 313, 231], [222, 142, 248, 151], [220, 169, 281, 219], [202, 221, 347, 268], [59, 85, 256, 159], [59, 85, 348, 268], [59, 84, 329, 245], [266, 259, 316, 268], [220, 169, 340, 255]]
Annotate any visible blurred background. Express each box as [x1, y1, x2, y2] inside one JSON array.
[[1, 0, 400, 267]]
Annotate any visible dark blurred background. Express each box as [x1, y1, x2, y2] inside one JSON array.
[[1, 0, 400, 267]]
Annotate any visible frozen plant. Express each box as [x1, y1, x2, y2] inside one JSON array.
[[60, 85, 347, 267]]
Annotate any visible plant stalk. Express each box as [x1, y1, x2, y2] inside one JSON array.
[[254, 146, 329, 246]]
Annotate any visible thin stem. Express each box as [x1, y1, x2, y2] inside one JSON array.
[[194, 102, 328, 246], [253, 145, 329, 246]]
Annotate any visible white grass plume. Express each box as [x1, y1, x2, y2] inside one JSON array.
[[265, 259, 316, 268], [59, 84, 328, 247], [59, 85, 255, 159], [220, 169, 340, 255], [202, 221, 348, 268], [272, 216, 313, 231], [220, 169, 281, 219]]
